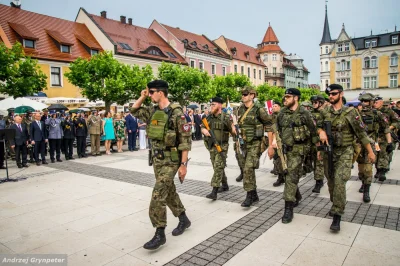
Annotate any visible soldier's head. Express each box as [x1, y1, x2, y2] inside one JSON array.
[[301, 101, 312, 110], [358, 93, 375, 107], [325, 84, 344, 105], [310, 95, 325, 110], [147, 80, 168, 104], [34, 113, 41, 121], [373, 96, 384, 109], [14, 115, 22, 124], [283, 88, 301, 108], [43, 109, 48, 115], [210, 97, 223, 114], [26, 111, 32, 118], [241, 86, 257, 104], [272, 102, 281, 113]]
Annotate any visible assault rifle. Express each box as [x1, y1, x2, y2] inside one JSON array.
[[317, 121, 334, 179], [275, 130, 288, 175], [232, 115, 245, 157], [202, 117, 226, 163]]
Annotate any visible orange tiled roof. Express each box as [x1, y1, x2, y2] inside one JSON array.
[[262, 25, 279, 43], [87, 12, 187, 64], [223, 37, 265, 67], [257, 44, 283, 53], [161, 24, 230, 59], [0, 4, 102, 62]]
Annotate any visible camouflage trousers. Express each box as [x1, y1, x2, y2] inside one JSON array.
[[303, 143, 313, 174], [210, 143, 229, 187], [239, 140, 261, 192], [311, 146, 324, 181], [234, 141, 245, 169], [149, 157, 185, 228], [376, 141, 389, 170], [283, 144, 306, 202], [357, 146, 374, 185], [324, 145, 353, 216], [273, 149, 284, 174]]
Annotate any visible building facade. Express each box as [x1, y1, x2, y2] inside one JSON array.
[[283, 56, 297, 88], [285, 54, 309, 88]]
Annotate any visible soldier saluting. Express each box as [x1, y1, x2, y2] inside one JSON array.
[[318, 84, 375, 232], [131, 80, 192, 250]]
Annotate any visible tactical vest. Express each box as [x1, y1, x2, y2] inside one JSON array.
[[238, 105, 263, 143], [360, 107, 379, 140], [311, 109, 322, 124], [207, 113, 230, 143], [324, 106, 354, 147], [278, 106, 310, 146]]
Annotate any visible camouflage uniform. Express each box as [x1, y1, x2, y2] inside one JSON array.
[[232, 108, 245, 181], [131, 103, 191, 228], [272, 111, 285, 186], [300, 102, 314, 176]]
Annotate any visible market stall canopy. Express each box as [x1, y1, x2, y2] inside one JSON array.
[[0, 97, 47, 111]]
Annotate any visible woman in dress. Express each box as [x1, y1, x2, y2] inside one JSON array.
[[188, 109, 196, 140], [102, 111, 115, 155], [114, 113, 126, 153]]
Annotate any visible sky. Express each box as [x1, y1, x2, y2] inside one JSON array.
[[4, 0, 399, 84]]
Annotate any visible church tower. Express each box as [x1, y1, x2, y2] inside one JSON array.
[[320, 2, 334, 90]]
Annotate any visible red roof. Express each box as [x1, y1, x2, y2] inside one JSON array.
[[88, 12, 187, 64], [0, 4, 102, 62], [257, 44, 283, 53], [223, 37, 265, 66], [262, 24, 279, 43], [161, 24, 229, 58]]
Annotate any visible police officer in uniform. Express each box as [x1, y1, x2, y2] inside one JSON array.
[[277, 89, 318, 224], [74, 112, 88, 158], [202, 97, 235, 200], [356, 93, 391, 202], [318, 84, 375, 231], [237, 87, 274, 207], [131, 80, 192, 250]]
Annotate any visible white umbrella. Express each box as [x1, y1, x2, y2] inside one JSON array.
[[0, 97, 48, 111], [0, 110, 8, 116]]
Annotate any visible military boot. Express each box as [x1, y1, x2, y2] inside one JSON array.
[[330, 214, 341, 231], [252, 190, 259, 203], [358, 181, 364, 193], [374, 169, 382, 179], [312, 180, 324, 193], [294, 188, 302, 207], [217, 183, 229, 193], [378, 169, 387, 182], [143, 228, 166, 250], [206, 187, 218, 200], [363, 184, 371, 203], [282, 201, 294, 224], [172, 212, 191, 236], [273, 174, 284, 187], [241, 191, 254, 207], [236, 168, 243, 182]]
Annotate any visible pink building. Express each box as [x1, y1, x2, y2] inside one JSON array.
[[150, 20, 231, 76]]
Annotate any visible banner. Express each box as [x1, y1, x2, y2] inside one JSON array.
[[265, 100, 273, 115]]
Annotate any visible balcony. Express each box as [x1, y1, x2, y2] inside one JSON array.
[[265, 73, 285, 79]]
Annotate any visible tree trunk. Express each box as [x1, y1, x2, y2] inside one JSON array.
[[105, 101, 111, 113]]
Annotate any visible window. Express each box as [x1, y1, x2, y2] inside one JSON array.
[[341, 60, 346, 71], [345, 43, 350, 51], [346, 78, 350, 89], [241, 66, 244, 75], [371, 56, 377, 68], [298, 82, 301, 88], [336, 62, 341, 71], [263, 54, 268, 62], [365, 40, 370, 48], [247, 67, 250, 78], [321, 47, 322, 55], [390, 75, 398, 88], [60, 44, 70, 53], [253, 69, 256, 79], [272, 54, 277, 61], [273, 80, 277, 86], [91, 49, 99, 56], [273, 67, 276, 75], [392, 36, 399, 45], [371, 77, 377, 88], [325, 46, 328, 54], [234, 65, 237, 73], [259, 69, 262, 80], [347, 61, 351, 70], [51, 67, 61, 86], [364, 77, 370, 89], [325, 61, 328, 72], [320, 62, 323, 72], [118, 42, 132, 50], [222, 66, 226, 76], [211, 64, 216, 75], [190, 60, 195, 68], [390, 53, 398, 66], [166, 52, 177, 58], [297, 71, 301, 77], [371, 39, 377, 47], [23, 39, 35, 48], [364, 57, 370, 68], [148, 49, 161, 56], [199, 62, 204, 71], [265, 68, 268, 75], [337, 44, 343, 52]]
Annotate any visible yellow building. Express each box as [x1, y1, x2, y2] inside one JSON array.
[[0, 3, 102, 104], [320, 4, 400, 99]]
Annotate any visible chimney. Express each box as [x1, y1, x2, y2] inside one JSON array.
[[120, 16, 126, 24], [128, 18, 132, 25], [10, 0, 21, 9], [100, 11, 107, 18]]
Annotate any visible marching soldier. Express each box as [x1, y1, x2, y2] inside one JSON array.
[[202, 97, 236, 200], [318, 84, 375, 231], [300, 101, 313, 176], [277, 88, 318, 224], [233, 107, 245, 182], [237, 87, 274, 207], [356, 93, 391, 202], [272, 102, 285, 187], [131, 80, 192, 250]]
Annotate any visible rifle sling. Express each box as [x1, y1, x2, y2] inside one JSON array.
[[239, 103, 254, 125]]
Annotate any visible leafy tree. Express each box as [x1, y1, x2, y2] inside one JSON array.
[[65, 51, 153, 111], [211, 73, 251, 103], [256, 84, 320, 105], [0, 42, 47, 98]]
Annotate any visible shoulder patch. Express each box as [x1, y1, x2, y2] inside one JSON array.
[[182, 124, 191, 132]]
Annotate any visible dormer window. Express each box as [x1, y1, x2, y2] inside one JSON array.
[[148, 49, 161, 56], [190, 41, 197, 48], [344, 42, 350, 51], [392, 36, 399, 45], [140, 46, 167, 58], [371, 39, 377, 47], [203, 44, 209, 50], [23, 39, 35, 48], [60, 44, 70, 53], [91, 49, 99, 56]]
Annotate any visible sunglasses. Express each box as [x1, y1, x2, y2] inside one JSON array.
[[328, 92, 339, 96], [312, 101, 319, 104], [242, 93, 249, 97], [149, 90, 159, 95], [361, 100, 370, 102]]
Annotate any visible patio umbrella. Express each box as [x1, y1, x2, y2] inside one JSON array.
[[14, 105, 35, 114], [79, 107, 91, 112], [47, 104, 68, 111], [0, 110, 8, 116], [187, 104, 199, 109]]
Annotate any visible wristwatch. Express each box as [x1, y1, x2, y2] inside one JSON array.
[[180, 161, 189, 167]]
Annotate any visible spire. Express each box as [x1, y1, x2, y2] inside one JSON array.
[[262, 24, 279, 43], [320, 1, 332, 45]]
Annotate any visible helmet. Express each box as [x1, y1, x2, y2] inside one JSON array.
[[301, 101, 312, 108], [310, 95, 325, 103], [358, 93, 375, 101]]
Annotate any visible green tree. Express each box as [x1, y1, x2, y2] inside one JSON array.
[[65, 51, 153, 111], [256, 84, 320, 105], [0, 42, 47, 98], [211, 73, 250, 103]]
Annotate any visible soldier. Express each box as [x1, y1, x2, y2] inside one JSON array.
[[356, 93, 391, 202], [310, 95, 326, 193], [300, 101, 313, 176], [233, 106, 245, 182], [272, 102, 285, 187], [372, 97, 398, 180], [318, 84, 375, 231], [87, 110, 102, 156], [237, 87, 274, 207], [74, 112, 88, 158], [277, 88, 318, 224], [202, 97, 235, 200], [131, 80, 192, 250]]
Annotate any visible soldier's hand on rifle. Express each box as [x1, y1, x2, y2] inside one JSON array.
[[267, 146, 274, 159], [201, 128, 211, 137], [368, 151, 376, 164], [319, 130, 328, 145]]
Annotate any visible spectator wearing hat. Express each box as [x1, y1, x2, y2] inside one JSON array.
[[74, 112, 88, 158], [62, 114, 75, 160], [125, 111, 138, 151], [87, 110, 102, 156], [30, 112, 48, 166], [45, 110, 63, 163]]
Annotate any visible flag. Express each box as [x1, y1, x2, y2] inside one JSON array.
[[226, 97, 233, 115], [265, 100, 273, 115]]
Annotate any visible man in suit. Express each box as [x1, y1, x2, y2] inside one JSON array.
[[10, 116, 29, 168], [74, 112, 88, 158], [87, 110, 102, 156], [30, 113, 48, 166], [125, 111, 138, 151], [62, 114, 75, 160]]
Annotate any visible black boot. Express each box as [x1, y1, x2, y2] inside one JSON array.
[[236, 168, 243, 182], [294, 188, 302, 207], [282, 201, 294, 224], [143, 228, 166, 250], [378, 169, 387, 182], [206, 187, 218, 200], [217, 183, 229, 193], [363, 184, 371, 203], [172, 212, 191, 236], [241, 191, 254, 207], [330, 214, 341, 231], [273, 175, 284, 187], [374, 169, 381, 179], [312, 180, 323, 193], [359, 181, 364, 193], [252, 190, 259, 203]]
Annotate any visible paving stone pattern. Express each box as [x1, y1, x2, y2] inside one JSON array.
[[349, 175, 400, 185]]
